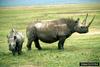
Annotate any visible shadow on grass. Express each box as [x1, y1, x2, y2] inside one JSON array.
[[37, 45, 79, 52], [23, 45, 81, 54], [0, 52, 12, 67], [0, 63, 11, 67]]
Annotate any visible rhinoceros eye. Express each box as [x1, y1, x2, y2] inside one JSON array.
[[14, 36, 16, 40]]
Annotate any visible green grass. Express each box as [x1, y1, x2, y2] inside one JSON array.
[[0, 4, 100, 67]]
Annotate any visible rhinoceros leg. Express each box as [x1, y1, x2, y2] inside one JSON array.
[[27, 40, 33, 50], [58, 37, 66, 49], [34, 39, 42, 50], [12, 50, 16, 56], [18, 44, 22, 55]]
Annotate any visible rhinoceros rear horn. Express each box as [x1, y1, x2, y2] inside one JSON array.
[[87, 15, 95, 27], [82, 14, 88, 25]]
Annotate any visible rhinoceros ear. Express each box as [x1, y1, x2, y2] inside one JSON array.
[[12, 28, 16, 32], [75, 18, 80, 23]]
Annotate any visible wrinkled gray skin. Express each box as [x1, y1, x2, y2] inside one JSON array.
[[7, 28, 24, 55], [26, 14, 95, 50]]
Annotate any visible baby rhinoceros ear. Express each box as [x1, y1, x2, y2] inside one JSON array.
[[12, 28, 16, 32], [14, 36, 17, 40], [7, 35, 9, 38]]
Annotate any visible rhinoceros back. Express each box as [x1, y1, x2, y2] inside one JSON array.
[[27, 20, 71, 43]]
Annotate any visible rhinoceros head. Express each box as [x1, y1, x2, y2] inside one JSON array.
[[74, 14, 95, 33], [7, 28, 17, 51]]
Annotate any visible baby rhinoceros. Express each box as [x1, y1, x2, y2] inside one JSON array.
[[7, 28, 24, 55]]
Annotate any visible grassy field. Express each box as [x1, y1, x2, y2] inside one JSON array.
[[0, 4, 100, 67]]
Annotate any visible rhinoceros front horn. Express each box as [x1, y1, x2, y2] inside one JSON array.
[[82, 14, 88, 25], [87, 15, 95, 27]]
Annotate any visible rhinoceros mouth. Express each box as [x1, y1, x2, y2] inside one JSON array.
[[9, 47, 15, 51]]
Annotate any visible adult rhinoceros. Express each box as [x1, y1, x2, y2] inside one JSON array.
[[26, 14, 95, 50]]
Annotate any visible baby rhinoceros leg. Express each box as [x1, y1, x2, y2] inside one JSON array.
[[16, 42, 23, 55], [12, 50, 16, 56]]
